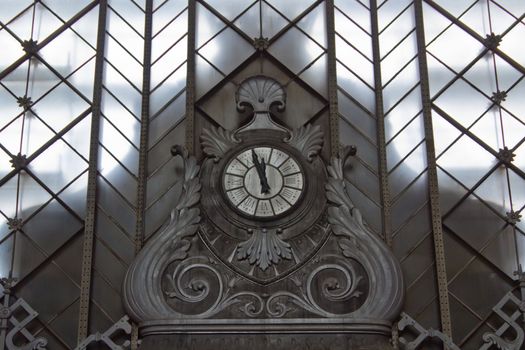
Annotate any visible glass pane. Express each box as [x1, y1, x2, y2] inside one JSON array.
[[198, 27, 254, 75], [335, 0, 371, 34], [18, 171, 53, 218], [433, 78, 491, 128], [105, 35, 143, 89], [41, 0, 93, 21], [299, 53, 327, 98], [335, 9, 371, 58], [377, 0, 412, 32], [386, 114, 425, 172], [266, 0, 315, 21], [337, 61, 375, 113], [195, 55, 223, 99], [150, 62, 187, 113], [427, 23, 485, 73], [261, 1, 288, 39], [269, 26, 323, 74], [33, 82, 91, 132], [297, 2, 326, 48], [379, 6, 415, 59], [153, 1, 187, 35], [23, 199, 82, 254], [196, 2, 225, 49], [437, 135, 498, 188], [152, 9, 187, 62], [474, 168, 511, 215], [0, 29, 25, 69], [100, 90, 141, 149], [29, 139, 88, 193], [336, 35, 373, 87], [234, 2, 260, 39], [99, 116, 139, 176], [151, 36, 187, 88], [0, 235, 14, 277], [204, 0, 255, 21], [0, 0, 32, 23], [381, 32, 417, 85]]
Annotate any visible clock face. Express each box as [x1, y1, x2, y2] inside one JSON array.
[[222, 146, 305, 218]]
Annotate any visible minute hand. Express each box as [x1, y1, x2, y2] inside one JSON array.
[[251, 150, 271, 194]]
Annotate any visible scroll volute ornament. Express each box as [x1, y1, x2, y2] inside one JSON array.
[[325, 146, 404, 320], [123, 146, 202, 321]]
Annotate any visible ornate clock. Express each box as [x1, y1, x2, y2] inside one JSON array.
[[222, 145, 304, 218], [198, 76, 327, 278], [123, 75, 404, 350]]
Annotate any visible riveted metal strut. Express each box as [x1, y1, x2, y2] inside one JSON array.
[[414, 0, 452, 343], [77, 0, 108, 342], [326, 0, 339, 158]]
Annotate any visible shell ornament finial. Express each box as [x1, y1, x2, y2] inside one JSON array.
[[236, 75, 286, 113]]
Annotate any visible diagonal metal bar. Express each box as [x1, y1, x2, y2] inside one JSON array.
[[77, 0, 107, 342], [414, 0, 453, 342]]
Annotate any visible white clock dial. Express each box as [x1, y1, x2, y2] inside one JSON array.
[[223, 146, 304, 218]]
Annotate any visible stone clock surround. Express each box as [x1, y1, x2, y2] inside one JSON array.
[[122, 76, 404, 350]]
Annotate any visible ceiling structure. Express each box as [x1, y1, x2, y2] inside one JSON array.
[[0, 0, 524, 349]]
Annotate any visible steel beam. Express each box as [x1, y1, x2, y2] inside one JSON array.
[[185, 0, 196, 152], [414, 0, 452, 343], [325, 0, 339, 157], [135, 0, 153, 254], [77, 0, 108, 342], [370, 0, 392, 246]]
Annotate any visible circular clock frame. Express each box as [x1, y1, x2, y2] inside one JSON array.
[[221, 145, 306, 220], [200, 130, 327, 241]]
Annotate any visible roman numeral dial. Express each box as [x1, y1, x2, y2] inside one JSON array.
[[223, 146, 305, 218]]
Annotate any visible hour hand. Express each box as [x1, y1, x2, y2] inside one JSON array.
[[252, 150, 271, 194]]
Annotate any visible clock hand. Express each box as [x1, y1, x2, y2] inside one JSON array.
[[251, 150, 271, 194]]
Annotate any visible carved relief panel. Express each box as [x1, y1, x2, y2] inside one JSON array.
[[123, 76, 404, 349]]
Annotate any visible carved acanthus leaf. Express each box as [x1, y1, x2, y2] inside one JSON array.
[[285, 124, 324, 162], [236, 229, 292, 271], [200, 126, 239, 162], [168, 145, 201, 262], [325, 145, 361, 257]]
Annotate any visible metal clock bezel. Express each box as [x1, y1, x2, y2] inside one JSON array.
[[220, 144, 307, 221]]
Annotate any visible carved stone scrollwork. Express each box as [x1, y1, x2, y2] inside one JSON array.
[[267, 257, 367, 318], [123, 146, 201, 322], [74, 316, 134, 350], [0, 279, 48, 350], [162, 256, 265, 319], [326, 145, 404, 320]]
